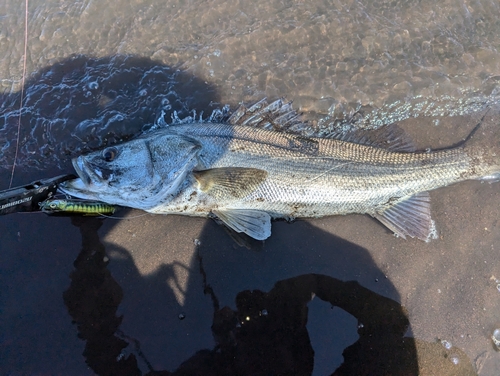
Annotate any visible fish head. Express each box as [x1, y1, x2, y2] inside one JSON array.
[[59, 132, 201, 208]]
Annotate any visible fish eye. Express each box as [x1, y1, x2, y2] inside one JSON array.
[[102, 147, 118, 162]]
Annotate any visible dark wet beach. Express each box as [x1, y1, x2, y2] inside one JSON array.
[[2, 1, 500, 374]]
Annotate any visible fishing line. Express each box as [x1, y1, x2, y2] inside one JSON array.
[[306, 161, 354, 182], [97, 212, 150, 220], [9, 0, 29, 189]]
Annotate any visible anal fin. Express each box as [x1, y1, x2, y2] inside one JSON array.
[[212, 208, 271, 240], [372, 192, 437, 242]]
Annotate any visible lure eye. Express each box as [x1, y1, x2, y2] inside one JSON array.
[[102, 147, 118, 162]]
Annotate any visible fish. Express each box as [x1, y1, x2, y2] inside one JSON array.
[[59, 99, 500, 241], [39, 198, 116, 216]]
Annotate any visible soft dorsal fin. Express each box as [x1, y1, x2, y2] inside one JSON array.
[[193, 167, 268, 199], [212, 208, 271, 240], [372, 192, 437, 241], [326, 124, 416, 152]]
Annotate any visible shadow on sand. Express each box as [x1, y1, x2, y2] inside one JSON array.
[[66, 216, 420, 375]]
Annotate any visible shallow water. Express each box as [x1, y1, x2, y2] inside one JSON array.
[[1, 0, 500, 374]]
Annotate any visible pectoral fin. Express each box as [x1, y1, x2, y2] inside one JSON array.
[[372, 192, 437, 242], [212, 208, 271, 240], [193, 167, 268, 199]]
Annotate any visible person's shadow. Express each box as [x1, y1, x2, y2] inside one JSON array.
[[0, 55, 476, 375], [64, 216, 477, 375]]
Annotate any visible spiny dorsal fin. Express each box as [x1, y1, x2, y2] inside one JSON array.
[[193, 167, 268, 199], [372, 192, 437, 242], [326, 124, 416, 152], [228, 98, 308, 133], [212, 208, 271, 240]]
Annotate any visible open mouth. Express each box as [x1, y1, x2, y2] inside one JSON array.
[[72, 156, 107, 186], [58, 157, 104, 197]]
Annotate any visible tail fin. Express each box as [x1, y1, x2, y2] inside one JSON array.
[[463, 108, 500, 181]]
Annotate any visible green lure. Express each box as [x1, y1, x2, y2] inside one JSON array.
[[40, 199, 116, 216]]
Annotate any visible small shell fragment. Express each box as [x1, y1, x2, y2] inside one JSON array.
[[492, 329, 500, 349]]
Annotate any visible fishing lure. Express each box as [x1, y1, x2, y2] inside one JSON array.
[[39, 199, 116, 216]]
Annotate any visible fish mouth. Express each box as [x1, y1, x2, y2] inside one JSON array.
[[72, 156, 107, 186], [59, 156, 106, 197]]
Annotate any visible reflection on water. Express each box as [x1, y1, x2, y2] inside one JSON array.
[[1, 0, 500, 374]]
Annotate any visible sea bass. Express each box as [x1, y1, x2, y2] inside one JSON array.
[[59, 99, 500, 241]]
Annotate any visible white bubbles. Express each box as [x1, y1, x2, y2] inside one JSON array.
[[354, 93, 500, 129], [88, 81, 99, 90], [108, 114, 124, 122], [161, 98, 172, 110], [440, 339, 452, 350], [1, 79, 13, 88], [450, 356, 459, 365]]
